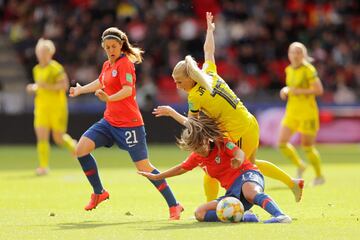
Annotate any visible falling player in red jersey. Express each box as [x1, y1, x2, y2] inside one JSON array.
[[139, 115, 292, 223]]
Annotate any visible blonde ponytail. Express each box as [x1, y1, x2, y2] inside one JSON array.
[[172, 55, 213, 92], [184, 55, 213, 92]]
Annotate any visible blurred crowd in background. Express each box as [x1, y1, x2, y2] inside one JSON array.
[[1, 0, 359, 111]]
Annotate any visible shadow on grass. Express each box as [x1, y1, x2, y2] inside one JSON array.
[[53, 219, 249, 231], [54, 219, 167, 230], [141, 221, 258, 231]]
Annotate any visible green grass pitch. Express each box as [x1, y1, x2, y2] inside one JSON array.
[[0, 144, 359, 240]]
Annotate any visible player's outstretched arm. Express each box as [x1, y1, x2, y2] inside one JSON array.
[[138, 165, 188, 180], [153, 105, 188, 126], [204, 12, 215, 63], [69, 79, 102, 97]]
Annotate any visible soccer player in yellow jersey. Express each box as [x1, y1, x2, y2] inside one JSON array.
[[278, 42, 325, 186], [26, 38, 76, 176], [153, 12, 304, 202]]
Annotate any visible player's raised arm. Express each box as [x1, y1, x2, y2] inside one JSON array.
[[203, 12, 215, 63]]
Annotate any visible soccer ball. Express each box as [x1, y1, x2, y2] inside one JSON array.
[[216, 197, 244, 223]]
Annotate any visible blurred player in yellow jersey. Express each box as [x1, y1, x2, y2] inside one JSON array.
[[278, 42, 325, 186], [153, 12, 304, 202], [26, 38, 76, 176]]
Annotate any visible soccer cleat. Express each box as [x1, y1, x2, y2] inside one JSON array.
[[291, 178, 304, 202], [84, 190, 110, 211], [35, 167, 49, 176], [169, 203, 184, 220], [242, 210, 260, 223], [264, 214, 292, 224], [312, 176, 325, 186]]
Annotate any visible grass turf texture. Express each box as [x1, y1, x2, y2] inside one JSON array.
[[0, 144, 359, 240]]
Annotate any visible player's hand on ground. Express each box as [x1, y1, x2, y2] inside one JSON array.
[[152, 105, 175, 117], [95, 89, 109, 102], [137, 171, 162, 180], [69, 83, 82, 97], [26, 83, 38, 93], [230, 157, 242, 169], [280, 86, 289, 100], [206, 12, 215, 31]]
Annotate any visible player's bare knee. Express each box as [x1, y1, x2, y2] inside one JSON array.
[[242, 182, 261, 203], [75, 144, 89, 158]]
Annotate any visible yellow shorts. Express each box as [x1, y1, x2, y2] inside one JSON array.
[[234, 115, 259, 159], [34, 105, 68, 132], [281, 114, 319, 136]]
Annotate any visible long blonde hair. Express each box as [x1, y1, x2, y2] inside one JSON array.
[[289, 42, 314, 64], [172, 55, 213, 92], [177, 114, 224, 152], [101, 27, 144, 64]]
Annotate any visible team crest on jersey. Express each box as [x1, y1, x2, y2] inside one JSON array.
[[112, 69, 118, 77], [215, 156, 221, 164]]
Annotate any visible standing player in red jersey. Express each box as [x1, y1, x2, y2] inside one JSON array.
[[69, 27, 183, 220], [139, 115, 292, 223]]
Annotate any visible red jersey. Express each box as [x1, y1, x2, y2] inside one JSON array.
[[98, 55, 144, 127], [181, 139, 258, 190]]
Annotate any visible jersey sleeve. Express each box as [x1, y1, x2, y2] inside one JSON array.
[[181, 153, 201, 171], [223, 139, 238, 157], [54, 64, 65, 82], [305, 64, 318, 84], [202, 60, 217, 75], [117, 57, 135, 87]]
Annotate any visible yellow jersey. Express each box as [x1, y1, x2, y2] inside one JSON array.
[[284, 62, 319, 118], [32, 60, 67, 108], [188, 60, 253, 141]]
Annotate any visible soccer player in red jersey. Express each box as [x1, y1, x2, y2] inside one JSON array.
[[139, 115, 292, 223], [69, 27, 183, 220]]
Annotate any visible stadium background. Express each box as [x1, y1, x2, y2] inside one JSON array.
[[0, 0, 359, 144]]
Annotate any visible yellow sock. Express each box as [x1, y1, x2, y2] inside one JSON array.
[[255, 159, 294, 188], [303, 146, 322, 177], [279, 143, 305, 168], [203, 174, 219, 202], [62, 133, 76, 153], [37, 140, 50, 168]]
